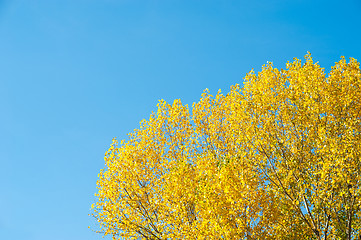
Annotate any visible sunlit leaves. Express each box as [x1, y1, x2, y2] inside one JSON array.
[[92, 54, 361, 239]]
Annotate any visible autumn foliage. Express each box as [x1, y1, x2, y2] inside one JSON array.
[[92, 54, 361, 239]]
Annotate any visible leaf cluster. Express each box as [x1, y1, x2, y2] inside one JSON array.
[[92, 54, 361, 240]]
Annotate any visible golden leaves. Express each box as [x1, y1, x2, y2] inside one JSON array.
[[92, 54, 361, 239]]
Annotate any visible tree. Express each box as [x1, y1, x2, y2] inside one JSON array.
[[92, 53, 361, 239]]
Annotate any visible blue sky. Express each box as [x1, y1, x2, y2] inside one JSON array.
[[0, 0, 360, 239]]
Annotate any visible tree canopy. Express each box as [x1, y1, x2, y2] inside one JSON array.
[[92, 53, 361, 239]]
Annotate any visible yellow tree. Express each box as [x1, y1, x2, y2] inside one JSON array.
[[92, 53, 361, 239]]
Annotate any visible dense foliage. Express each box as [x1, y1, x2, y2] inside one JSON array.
[[92, 54, 361, 239]]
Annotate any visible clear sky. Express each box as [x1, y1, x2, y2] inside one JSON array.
[[0, 0, 360, 239]]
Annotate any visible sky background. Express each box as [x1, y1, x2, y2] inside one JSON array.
[[0, 0, 360, 239]]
